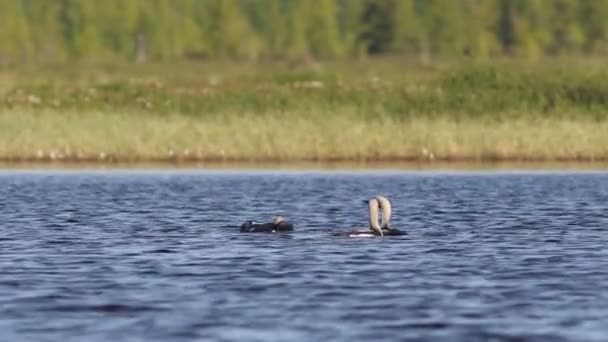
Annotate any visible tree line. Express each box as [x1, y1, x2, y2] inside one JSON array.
[[1, 0, 607, 64]]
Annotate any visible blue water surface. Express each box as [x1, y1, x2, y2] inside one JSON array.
[[1, 170, 607, 341]]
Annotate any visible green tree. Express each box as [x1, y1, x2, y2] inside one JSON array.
[[207, 0, 261, 59], [0, 0, 32, 64], [546, 0, 584, 55], [307, 0, 343, 58], [462, 0, 499, 58], [358, 0, 393, 54], [93, 0, 139, 60], [59, 0, 104, 59], [1, 0, 607, 63], [285, 0, 311, 59], [244, 0, 287, 59], [338, 0, 366, 57], [579, 0, 608, 53], [391, 0, 421, 54], [23, 1, 64, 62], [421, 0, 467, 58]]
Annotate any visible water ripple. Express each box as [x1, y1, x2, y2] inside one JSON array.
[[1, 171, 608, 341]]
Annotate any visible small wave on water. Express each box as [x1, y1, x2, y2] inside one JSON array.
[[1, 170, 608, 341]]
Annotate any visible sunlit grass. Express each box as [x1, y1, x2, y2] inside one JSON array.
[[1, 109, 607, 161], [1, 58, 607, 162]]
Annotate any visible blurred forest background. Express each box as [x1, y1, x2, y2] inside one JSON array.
[[1, 0, 608, 64], [2, 0, 608, 162]]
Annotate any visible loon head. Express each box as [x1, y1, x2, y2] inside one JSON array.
[[272, 216, 285, 225]]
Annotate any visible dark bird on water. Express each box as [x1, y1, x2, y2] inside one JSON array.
[[240, 216, 294, 233]]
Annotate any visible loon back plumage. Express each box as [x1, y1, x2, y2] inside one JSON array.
[[239, 216, 294, 233]]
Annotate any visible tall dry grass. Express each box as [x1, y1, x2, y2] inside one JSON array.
[[1, 109, 607, 161], [1, 58, 607, 162]]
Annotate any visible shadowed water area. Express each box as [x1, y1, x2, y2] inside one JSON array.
[[1, 170, 607, 341]]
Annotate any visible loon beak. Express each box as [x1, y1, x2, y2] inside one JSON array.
[[369, 226, 383, 236]]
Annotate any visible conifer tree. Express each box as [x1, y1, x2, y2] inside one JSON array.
[[0, 0, 606, 62], [307, 0, 343, 58], [0, 0, 32, 64], [391, 0, 420, 54]]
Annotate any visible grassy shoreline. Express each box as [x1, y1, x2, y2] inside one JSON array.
[[2, 59, 608, 164], [2, 111, 607, 163], [3, 161, 608, 173]]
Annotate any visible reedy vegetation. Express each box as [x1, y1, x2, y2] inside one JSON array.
[[1, 59, 607, 162]]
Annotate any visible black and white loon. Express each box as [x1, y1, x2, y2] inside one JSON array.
[[341, 195, 405, 237], [240, 216, 294, 233]]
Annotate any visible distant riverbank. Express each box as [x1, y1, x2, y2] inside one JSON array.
[[2, 160, 608, 173], [1, 111, 607, 163], [2, 59, 607, 164]]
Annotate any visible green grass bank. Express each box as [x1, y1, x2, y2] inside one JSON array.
[[1, 58, 608, 163]]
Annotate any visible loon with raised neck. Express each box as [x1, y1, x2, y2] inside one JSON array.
[[341, 195, 405, 237], [240, 216, 294, 233]]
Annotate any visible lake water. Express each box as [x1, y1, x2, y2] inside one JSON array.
[[1, 170, 607, 341]]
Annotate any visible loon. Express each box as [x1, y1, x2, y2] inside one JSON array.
[[240, 216, 294, 233], [341, 195, 406, 237]]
